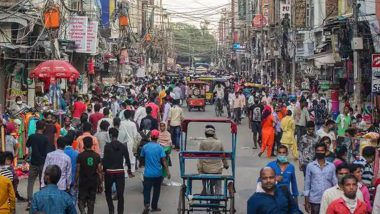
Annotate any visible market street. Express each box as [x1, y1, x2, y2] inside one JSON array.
[[15, 105, 304, 214]]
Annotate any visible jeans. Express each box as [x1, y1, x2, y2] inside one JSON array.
[[105, 173, 125, 214], [170, 126, 181, 149], [310, 203, 320, 214], [69, 186, 78, 206], [78, 183, 97, 214], [233, 108, 241, 124], [143, 177, 163, 209], [27, 165, 43, 201]]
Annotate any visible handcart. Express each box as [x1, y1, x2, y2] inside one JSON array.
[[177, 119, 237, 214]]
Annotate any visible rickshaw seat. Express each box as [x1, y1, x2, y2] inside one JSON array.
[[181, 174, 234, 180], [180, 151, 233, 160]]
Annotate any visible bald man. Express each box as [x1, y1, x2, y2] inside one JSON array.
[[247, 167, 300, 214]]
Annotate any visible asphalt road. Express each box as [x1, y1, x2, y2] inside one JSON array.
[[16, 105, 305, 214]]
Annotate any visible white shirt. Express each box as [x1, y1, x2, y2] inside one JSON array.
[[163, 103, 171, 122], [173, 86, 182, 100], [118, 120, 140, 172], [373, 185, 380, 214], [41, 149, 72, 191], [134, 106, 147, 128]]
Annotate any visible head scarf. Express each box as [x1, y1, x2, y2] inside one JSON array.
[[158, 122, 172, 147], [262, 105, 272, 121]]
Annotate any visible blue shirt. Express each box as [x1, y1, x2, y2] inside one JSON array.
[[267, 161, 299, 196], [140, 142, 166, 177], [30, 184, 76, 214], [64, 146, 79, 185], [304, 160, 337, 204], [247, 186, 300, 214]]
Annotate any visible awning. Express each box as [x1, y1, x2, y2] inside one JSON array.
[[308, 52, 336, 68]]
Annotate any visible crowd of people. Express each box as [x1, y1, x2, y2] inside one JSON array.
[[0, 78, 187, 214], [1, 75, 380, 214], [244, 89, 380, 213]]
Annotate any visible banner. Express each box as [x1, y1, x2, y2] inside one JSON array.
[[101, 0, 115, 28], [295, 0, 306, 28], [67, 16, 88, 53], [280, 0, 291, 19]]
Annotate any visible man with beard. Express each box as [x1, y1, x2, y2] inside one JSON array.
[[326, 175, 367, 214], [247, 167, 299, 213]]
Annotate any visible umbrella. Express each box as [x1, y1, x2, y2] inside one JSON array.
[[29, 60, 80, 80]]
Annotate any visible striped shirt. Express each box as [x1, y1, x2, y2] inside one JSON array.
[[354, 156, 373, 186], [0, 166, 13, 181]]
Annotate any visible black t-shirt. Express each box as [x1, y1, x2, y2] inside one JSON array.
[[43, 123, 57, 152], [139, 115, 158, 131], [77, 150, 100, 185], [250, 104, 264, 122], [26, 133, 49, 166]]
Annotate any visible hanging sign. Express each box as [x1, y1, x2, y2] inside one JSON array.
[[86, 21, 98, 54], [67, 16, 88, 53], [280, 0, 291, 19]]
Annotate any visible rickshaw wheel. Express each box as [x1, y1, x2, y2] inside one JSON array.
[[228, 182, 235, 214], [177, 184, 186, 214]]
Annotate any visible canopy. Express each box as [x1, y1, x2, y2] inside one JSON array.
[[29, 60, 80, 81]]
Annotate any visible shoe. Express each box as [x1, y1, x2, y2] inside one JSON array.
[[252, 146, 257, 149], [26, 203, 31, 211], [258, 152, 263, 157], [151, 208, 162, 212], [142, 205, 150, 214]]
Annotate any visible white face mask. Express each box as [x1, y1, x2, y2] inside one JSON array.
[[16, 101, 22, 105]]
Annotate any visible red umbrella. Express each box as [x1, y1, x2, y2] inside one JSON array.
[[29, 60, 80, 80]]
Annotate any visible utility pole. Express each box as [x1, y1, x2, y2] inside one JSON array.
[[353, 0, 362, 110], [291, 0, 296, 94]]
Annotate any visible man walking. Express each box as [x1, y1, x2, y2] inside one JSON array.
[[77, 122, 100, 154], [326, 175, 367, 214], [41, 137, 72, 192], [249, 97, 263, 149], [298, 121, 320, 175], [75, 137, 102, 214], [103, 128, 133, 214], [247, 167, 299, 213], [30, 165, 76, 214], [141, 130, 170, 214], [304, 143, 337, 214], [26, 120, 49, 210], [168, 100, 184, 150]]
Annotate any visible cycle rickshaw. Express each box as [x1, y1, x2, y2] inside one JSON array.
[[177, 119, 237, 214]]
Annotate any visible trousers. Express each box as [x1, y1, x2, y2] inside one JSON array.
[[105, 173, 125, 214], [143, 177, 163, 209], [27, 165, 43, 201]]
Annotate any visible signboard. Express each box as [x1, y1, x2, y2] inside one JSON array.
[[86, 21, 98, 54], [67, 16, 88, 53], [280, 0, 291, 19], [295, 0, 306, 28], [372, 54, 380, 92], [252, 14, 268, 28]]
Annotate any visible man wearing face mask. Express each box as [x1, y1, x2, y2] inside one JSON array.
[[247, 167, 300, 213], [319, 163, 364, 214], [266, 145, 299, 198], [10, 96, 27, 115], [304, 143, 337, 214], [326, 175, 367, 214]]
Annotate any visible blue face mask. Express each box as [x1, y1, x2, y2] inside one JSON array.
[[277, 155, 288, 163]]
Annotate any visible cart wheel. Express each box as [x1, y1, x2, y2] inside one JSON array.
[[177, 184, 186, 214], [228, 182, 236, 214]]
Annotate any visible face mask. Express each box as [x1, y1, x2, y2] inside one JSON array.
[[315, 152, 325, 160], [277, 155, 288, 163], [16, 101, 22, 105]]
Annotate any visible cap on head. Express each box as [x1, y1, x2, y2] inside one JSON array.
[[151, 129, 160, 139], [205, 125, 216, 135]]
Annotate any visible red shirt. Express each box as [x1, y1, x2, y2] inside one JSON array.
[[89, 112, 104, 132], [326, 198, 367, 214], [146, 102, 160, 120], [72, 101, 86, 118]]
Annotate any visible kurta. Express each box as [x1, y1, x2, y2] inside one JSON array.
[[280, 115, 298, 158], [261, 115, 275, 158]]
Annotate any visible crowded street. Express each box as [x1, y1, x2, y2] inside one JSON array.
[[2, 0, 380, 214]]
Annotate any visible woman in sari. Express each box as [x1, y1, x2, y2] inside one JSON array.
[[158, 122, 172, 178], [280, 110, 298, 159], [259, 105, 275, 158]]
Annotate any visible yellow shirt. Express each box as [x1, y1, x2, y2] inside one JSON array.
[[0, 175, 15, 213]]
